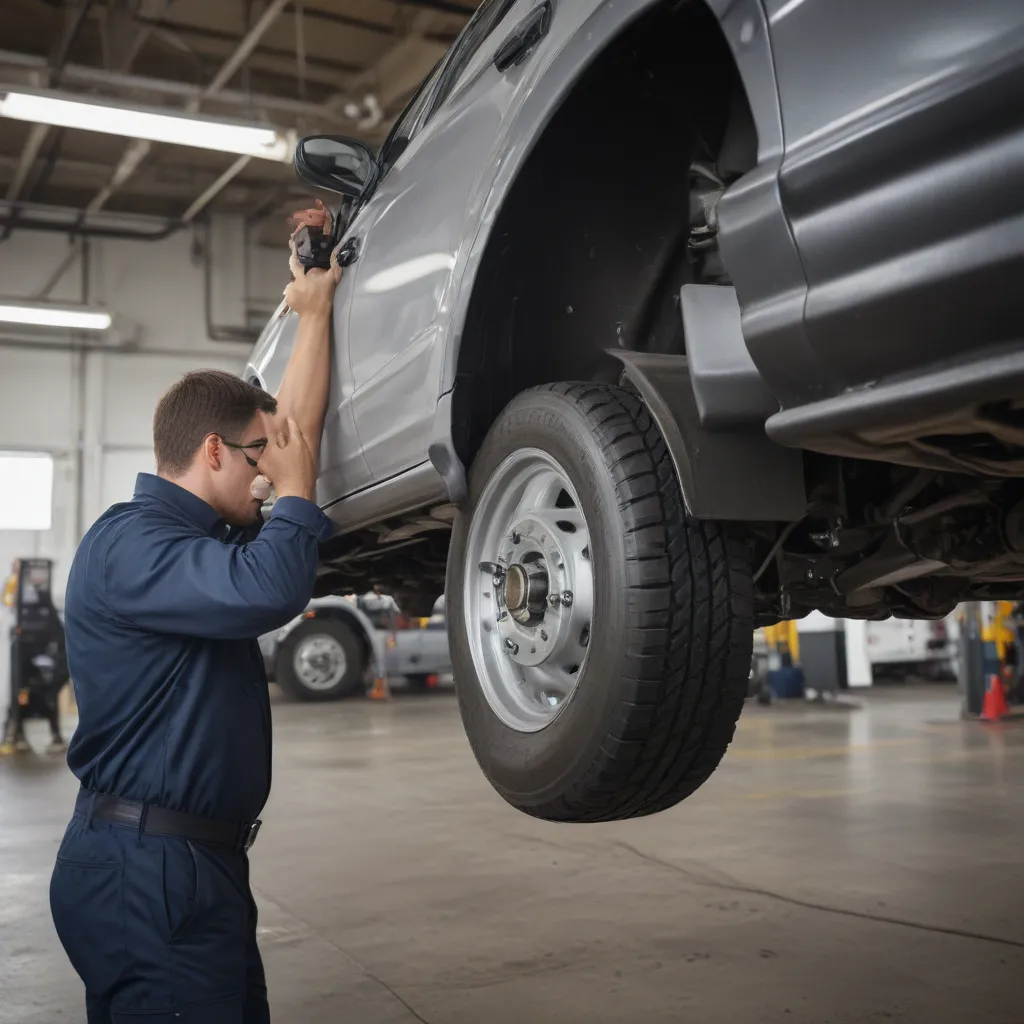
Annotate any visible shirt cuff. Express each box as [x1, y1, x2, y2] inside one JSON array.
[[269, 496, 334, 542]]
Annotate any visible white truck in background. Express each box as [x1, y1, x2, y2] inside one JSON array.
[[258, 594, 450, 701], [863, 615, 959, 682]]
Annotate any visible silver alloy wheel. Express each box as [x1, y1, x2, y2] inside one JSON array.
[[293, 634, 348, 691], [463, 448, 594, 733]]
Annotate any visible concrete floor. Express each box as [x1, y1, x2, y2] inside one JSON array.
[[2, 685, 1023, 1024]]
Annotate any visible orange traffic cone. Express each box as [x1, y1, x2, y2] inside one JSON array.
[[368, 675, 390, 701], [980, 674, 1010, 721]]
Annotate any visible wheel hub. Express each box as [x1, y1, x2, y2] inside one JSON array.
[[294, 635, 346, 690], [504, 560, 549, 624], [463, 449, 595, 733]]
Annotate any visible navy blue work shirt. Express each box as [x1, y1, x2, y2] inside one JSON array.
[[64, 473, 332, 823]]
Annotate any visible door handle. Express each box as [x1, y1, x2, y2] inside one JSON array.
[[336, 235, 362, 267], [494, 2, 552, 73]]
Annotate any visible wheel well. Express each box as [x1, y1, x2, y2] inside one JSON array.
[[451, 0, 756, 469]]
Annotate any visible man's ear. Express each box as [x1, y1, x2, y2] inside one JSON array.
[[202, 433, 224, 471]]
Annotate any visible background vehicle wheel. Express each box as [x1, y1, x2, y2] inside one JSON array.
[[277, 618, 366, 702], [405, 673, 432, 692], [447, 383, 753, 822]]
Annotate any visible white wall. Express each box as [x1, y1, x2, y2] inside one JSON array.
[[0, 217, 288, 705]]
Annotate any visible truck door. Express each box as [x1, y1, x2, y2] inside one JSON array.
[[344, 0, 546, 482]]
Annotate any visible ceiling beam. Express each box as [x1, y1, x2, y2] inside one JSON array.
[[0, 152, 296, 201], [396, 0, 477, 15], [133, 16, 362, 78], [203, 0, 294, 98], [342, 10, 447, 116], [5, 119, 49, 202], [84, 0, 292, 216], [0, 49, 349, 123], [281, 2, 461, 41], [181, 155, 252, 222], [5, 0, 95, 207]]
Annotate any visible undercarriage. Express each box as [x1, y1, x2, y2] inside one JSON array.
[[750, 452, 1024, 626], [315, 440, 1024, 633]]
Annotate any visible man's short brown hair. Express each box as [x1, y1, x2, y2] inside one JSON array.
[[154, 370, 277, 475]]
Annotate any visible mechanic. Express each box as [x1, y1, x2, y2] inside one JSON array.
[[49, 237, 340, 1024]]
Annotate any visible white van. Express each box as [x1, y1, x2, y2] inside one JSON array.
[[864, 615, 959, 680]]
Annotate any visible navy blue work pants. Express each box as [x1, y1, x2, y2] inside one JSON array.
[[50, 806, 269, 1023]]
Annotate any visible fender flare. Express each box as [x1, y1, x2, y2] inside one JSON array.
[[608, 348, 807, 523]]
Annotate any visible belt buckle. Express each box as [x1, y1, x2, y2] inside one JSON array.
[[243, 820, 262, 852]]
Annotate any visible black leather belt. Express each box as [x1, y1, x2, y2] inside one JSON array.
[[77, 789, 262, 853]]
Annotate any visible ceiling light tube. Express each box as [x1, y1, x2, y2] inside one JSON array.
[[0, 301, 112, 331], [0, 88, 293, 162]]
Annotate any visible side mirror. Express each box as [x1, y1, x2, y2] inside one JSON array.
[[293, 136, 376, 198]]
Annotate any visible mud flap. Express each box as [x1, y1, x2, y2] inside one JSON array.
[[607, 349, 806, 522]]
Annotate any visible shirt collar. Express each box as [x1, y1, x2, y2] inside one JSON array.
[[133, 473, 225, 537]]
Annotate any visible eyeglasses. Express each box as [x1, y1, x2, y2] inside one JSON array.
[[222, 438, 267, 468]]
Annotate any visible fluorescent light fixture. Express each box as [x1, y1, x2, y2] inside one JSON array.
[[0, 301, 112, 331], [0, 88, 293, 162]]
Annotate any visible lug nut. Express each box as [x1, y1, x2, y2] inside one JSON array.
[[540, 630, 549, 642], [561, 590, 574, 607], [510, 531, 521, 545], [480, 561, 505, 577], [581, 546, 590, 560], [504, 638, 519, 655]]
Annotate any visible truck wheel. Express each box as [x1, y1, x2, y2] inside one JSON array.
[[277, 618, 366, 702], [446, 383, 753, 822]]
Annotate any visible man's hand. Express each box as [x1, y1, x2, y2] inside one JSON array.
[[283, 239, 342, 321], [290, 198, 332, 233], [256, 417, 318, 504]]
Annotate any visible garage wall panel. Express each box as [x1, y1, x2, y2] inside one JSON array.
[[0, 349, 76, 448], [101, 448, 156, 511], [102, 352, 244, 444], [94, 233, 217, 351], [0, 235, 84, 304]]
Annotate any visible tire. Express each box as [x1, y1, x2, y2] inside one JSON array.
[[276, 618, 366, 702], [447, 383, 753, 822]]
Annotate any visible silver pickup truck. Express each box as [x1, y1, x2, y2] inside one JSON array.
[[258, 594, 450, 700]]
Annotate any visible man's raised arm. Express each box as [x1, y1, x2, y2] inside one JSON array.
[[273, 212, 342, 457]]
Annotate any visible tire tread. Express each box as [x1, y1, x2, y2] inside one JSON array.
[[530, 383, 752, 821]]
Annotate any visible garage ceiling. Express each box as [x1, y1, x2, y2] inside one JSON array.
[[0, 0, 479, 240]]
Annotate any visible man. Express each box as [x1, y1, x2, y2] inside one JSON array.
[[49, 242, 340, 1024]]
